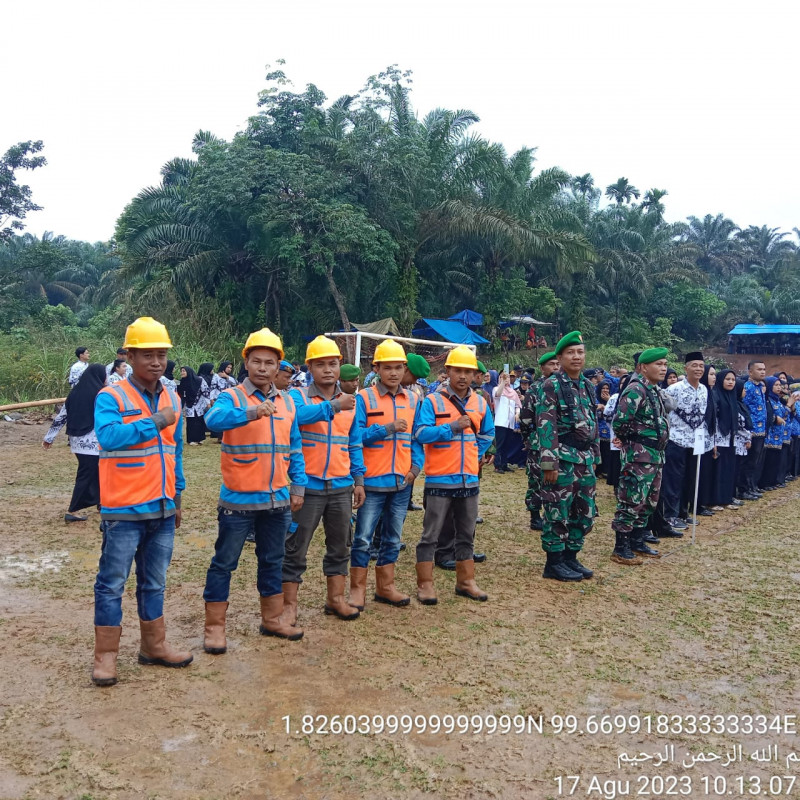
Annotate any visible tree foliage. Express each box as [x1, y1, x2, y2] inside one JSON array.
[[3, 67, 799, 357]]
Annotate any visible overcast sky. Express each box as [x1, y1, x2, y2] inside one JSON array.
[[4, 0, 798, 243]]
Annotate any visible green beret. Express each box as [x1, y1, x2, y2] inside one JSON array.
[[476, 360, 488, 374], [638, 347, 669, 365], [406, 352, 431, 379], [339, 364, 361, 381], [554, 330, 584, 356], [537, 350, 558, 366]]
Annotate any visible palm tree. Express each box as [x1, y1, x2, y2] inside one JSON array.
[[605, 177, 640, 205], [735, 225, 797, 289], [683, 214, 742, 278], [641, 188, 668, 220]]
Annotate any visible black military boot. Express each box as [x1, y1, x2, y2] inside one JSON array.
[[631, 529, 660, 558], [529, 508, 543, 531], [542, 550, 583, 582], [611, 531, 643, 566], [564, 548, 593, 578]]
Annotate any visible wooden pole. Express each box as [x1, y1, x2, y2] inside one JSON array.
[[0, 398, 66, 413]]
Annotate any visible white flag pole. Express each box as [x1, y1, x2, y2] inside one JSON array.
[[692, 452, 702, 545]]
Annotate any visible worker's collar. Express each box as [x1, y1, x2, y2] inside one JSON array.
[[128, 374, 163, 398], [376, 381, 403, 397], [306, 382, 341, 400], [442, 384, 472, 401], [242, 377, 279, 399]]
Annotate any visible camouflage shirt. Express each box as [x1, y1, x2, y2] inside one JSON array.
[[519, 378, 544, 451], [612, 373, 670, 465], [535, 370, 599, 470]]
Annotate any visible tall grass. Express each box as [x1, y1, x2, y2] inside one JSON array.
[[0, 296, 242, 405]]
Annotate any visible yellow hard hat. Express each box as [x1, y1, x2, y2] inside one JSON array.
[[305, 335, 342, 364], [373, 339, 407, 364], [445, 345, 478, 370], [242, 327, 284, 360], [122, 316, 173, 349]]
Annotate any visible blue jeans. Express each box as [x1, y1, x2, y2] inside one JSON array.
[[94, 516, 176, 626], [351, 486, 411, 568], [203, 507, 291, 602]]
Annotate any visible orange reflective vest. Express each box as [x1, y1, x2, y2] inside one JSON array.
[[422, 390, 487, 479], [294, 389, 354, 481], [219, 386, 297, 494], [98, 380, 181, 510], [359, 385, 419, 479]]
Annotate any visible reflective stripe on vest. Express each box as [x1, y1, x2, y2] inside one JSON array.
[[359, 386, 417, 478], [220, 387, 297, 493], [424, 391, 485, 478], [296, 388, 354, 480], [98, 380, 180, 509]]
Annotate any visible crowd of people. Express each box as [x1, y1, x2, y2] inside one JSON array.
[[44, 320, 797, 686]]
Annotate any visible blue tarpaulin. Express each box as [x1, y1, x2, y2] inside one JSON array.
[[447, 309, 484, 328], [412, 318, 489, 345], [729, 325, 800, 335]]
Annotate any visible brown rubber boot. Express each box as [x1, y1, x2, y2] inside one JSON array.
[[374, 563, 410, 607], [138, 617, 193, 667], [203, 602, 228, 655], [259, 594, 304, 640], [349, 566, 368, 611], [415, 561, 438, 606], [279, 582, 300, 627], [455, 559, 488, 602], [324, 575, 361, 620], [92, 625, 121, 686]]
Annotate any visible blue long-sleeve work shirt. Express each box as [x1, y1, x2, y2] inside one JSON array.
[[355, 384, 425, 491], [94, 378, 185, 520], [205, 379, 307, 510], [290, 385, 365, 493], [414, 387, 495, 488]]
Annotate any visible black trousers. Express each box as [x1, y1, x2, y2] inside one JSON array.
[[761, 447, 783, 488], [743, 435, 766, 492], [69, 453, 100, 512], [662, 442, 699, 519]]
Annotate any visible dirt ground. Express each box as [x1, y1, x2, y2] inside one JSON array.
[[2, 419, 800, 800]]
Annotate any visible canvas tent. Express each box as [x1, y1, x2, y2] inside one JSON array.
[[447, 309, 484, 328], [349, 318, 402, 336], [412, 318, 489, 345]]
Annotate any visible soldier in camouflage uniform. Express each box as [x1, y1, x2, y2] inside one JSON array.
[[520, 351, 559, 531], [536, 332, 599, 582], [611, 348, 670, 565]]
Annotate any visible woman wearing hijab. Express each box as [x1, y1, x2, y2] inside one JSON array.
[[710, 369, 742, 509], [484, 369, 499, 414], [778, 380, 796, 485], [788, 383, 800, 479], [760, 376, 788, 490], [492, 371, 523, 473], [696, 365, 718, 515], [178, 366, 211, 445], [160, 360, 177, 392], [602, 387, 622, 489], [210, 361, 237, 402], [734, 379, 756, 500], [660, 368, 678, 389], [42, 363, 107, 522], [596, 381, 612, 479]]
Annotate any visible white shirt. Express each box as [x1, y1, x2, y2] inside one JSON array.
[[664, 379, 707, 449], [106, 361, 133, 378], [492, 387, 519, 429], [68, 361, 88, 387]]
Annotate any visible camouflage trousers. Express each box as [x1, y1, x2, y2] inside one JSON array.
[[525, 450, 542, 512], [611, 460, 663, 534], [540, 461, 596, 553]]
